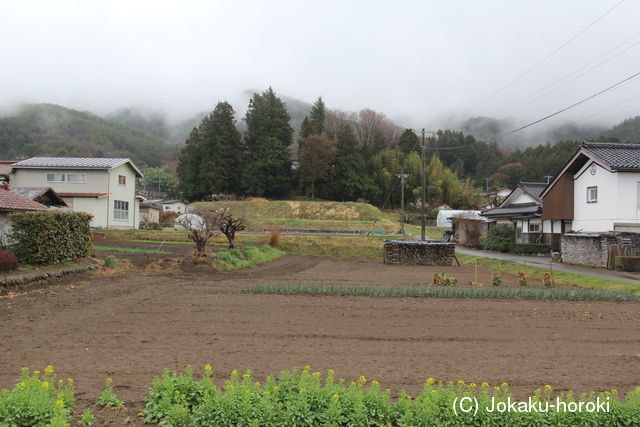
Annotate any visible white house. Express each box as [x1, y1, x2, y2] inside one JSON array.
[[11, 157, 143, 229], [436, 210, 483, 228], [480, 182, 561, 246], [541, 142, 640, 233]]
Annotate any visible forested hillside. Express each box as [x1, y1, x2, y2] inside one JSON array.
[[0, 104, 176, 166], [606, 116, 640, 142]]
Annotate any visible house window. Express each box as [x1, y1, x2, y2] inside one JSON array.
[[46, 173, 66, 182], [118, 175, 126, 186], [66, 173, 86, 183], [114, 200, 129, 220], [587, 186, 598, 203], [529, 223, 540, 232], [46, 173, 85, 183], [164, 205, 169, 210]]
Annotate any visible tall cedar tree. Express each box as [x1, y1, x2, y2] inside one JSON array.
[[177, 102, 241, 201], [398, 128, 421, 154], [309, 97, 326, 135], [242, 88, 293, 197], [330, 124, 372, 201]]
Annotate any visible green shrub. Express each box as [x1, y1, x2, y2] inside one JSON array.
[[479, 236, 489, 249], [616, 256, 640, 272], [485, 224, 513, 252], [9, 211, 92, 265], [142, 365, 640, 426], [0, 366, 74, 426], [104, 256, 118, 268], [79, 408, 95, 426], [509, 242, 551, 255]]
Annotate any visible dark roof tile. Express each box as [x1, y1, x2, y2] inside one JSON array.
[[582, 142, 640, 169]]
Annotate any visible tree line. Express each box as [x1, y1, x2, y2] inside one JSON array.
[[177, 88, 629, 210]]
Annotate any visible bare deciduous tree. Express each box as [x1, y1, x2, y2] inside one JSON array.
[[176, 207, 222, 257], [216, 204, 248, 249]]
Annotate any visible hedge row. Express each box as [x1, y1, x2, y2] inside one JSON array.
[[10, 211, 93, 265], [616, 256, 640, 272], [508, 243, 551, 255]]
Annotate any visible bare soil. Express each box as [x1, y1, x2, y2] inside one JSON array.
[[2, 255, 640, 425]]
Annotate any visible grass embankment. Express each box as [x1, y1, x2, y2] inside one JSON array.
[[246, 284, 639, 302], [214, 245, 284, 271], [191, 200, 404, 233], [457, 253, 640, 295], [92, 245, 171, 254]]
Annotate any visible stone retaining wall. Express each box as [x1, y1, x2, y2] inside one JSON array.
[[383, 240, 455, 265], [0, 264, 96, 288], [561, 232, 640, 268]]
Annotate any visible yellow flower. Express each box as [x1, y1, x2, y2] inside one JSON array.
[[457, 380, 465, 385], [431, 389, 438, 394], [407, 395, 413, 400], [45, 366, 54, 374], [42, 381, 49, 389], [544, 384, 552, 390], [481, 382, 489, 388], [385, 388, 391, 394], [469, 383, 477, 388], [358, 376, 367, 384], [17, 382, 25, 389], [55, 400, 64, 407], [426, 377, 435, 385], [312, 372, 321, 378], [254, 382, 261, 387], [501, 382, 509, 387], [372, 380, 380, 386], [494, 386, 500, 392], [204, 364, 212, 373], [33, 371, 41, 375], [332, 393, 340, 401], [328, 369, 335, 376]]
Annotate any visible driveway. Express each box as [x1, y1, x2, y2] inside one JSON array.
[[455, 247, 640, 284]]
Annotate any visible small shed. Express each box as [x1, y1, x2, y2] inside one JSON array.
[[436, 210, 483, 228]]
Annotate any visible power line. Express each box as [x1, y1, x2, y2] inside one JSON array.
[[503, 70, 640, 136], [491, 30, 640, 117], [517, 89, 640, 145], [449, 0, 626, 119]]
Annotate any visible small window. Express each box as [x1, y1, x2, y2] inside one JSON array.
[[587, 186, 598, 203], [165, 206, 169, 210], [529, 223, 540, 232], [118, 175, 126, 186], [66, 173, 86, 183], [46, 173, 66, 182], [113, 200, 129, 220]]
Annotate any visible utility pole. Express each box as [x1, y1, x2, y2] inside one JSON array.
[[485, 177, 490, 193], [421, 128, 426, 241], [397, 172, 410, 237]]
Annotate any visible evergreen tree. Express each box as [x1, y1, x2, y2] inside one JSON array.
[[309, 96, 326, 135], [177, 101, 241, 201], [330, 125, 372, 201], [243, 87, 293, 197], [298, 135, 336, 198], [397, 128, 421, 154], [177, 127, 203, 201], [300, 116, 313, 138]]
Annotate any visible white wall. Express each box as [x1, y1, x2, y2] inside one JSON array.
[[162, 202, 186, 213], [65, 197, 109, 228], [572, 161, 618, 232], [107, 164, 138, 229], [616, 172, 640, 225], [12, 169, 108, 192]]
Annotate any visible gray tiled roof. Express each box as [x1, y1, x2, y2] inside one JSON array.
[[520, 182, 547, 201], [582, 142, 640, 170], [13, 157, 130, 169], [481, 203, 540, 218]]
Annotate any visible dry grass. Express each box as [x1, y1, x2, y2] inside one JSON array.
[[267, 228, 282, 248]]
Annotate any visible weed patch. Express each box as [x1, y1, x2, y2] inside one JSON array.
[[214, 245, 284, 271], [93, 245, 171, 254]]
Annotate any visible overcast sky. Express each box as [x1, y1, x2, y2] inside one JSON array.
[[2, 0, 640, 131]]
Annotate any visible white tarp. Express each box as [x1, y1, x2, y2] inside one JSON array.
[[436, 210, 483, 228]]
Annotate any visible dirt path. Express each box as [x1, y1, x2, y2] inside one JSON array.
[[2, 256, 639, 424]]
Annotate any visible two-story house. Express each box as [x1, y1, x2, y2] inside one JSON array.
[[541, 142, 640, 233], [11, 157, 143, 229]]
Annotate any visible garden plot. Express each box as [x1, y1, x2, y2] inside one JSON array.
[[1, 255, 639, 425]]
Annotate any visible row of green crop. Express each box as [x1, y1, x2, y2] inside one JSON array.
[[245, 284, 640, 302], [3, 366, 640, 426]]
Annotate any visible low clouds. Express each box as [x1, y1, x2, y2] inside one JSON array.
[[1, 0, 639, 132]]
